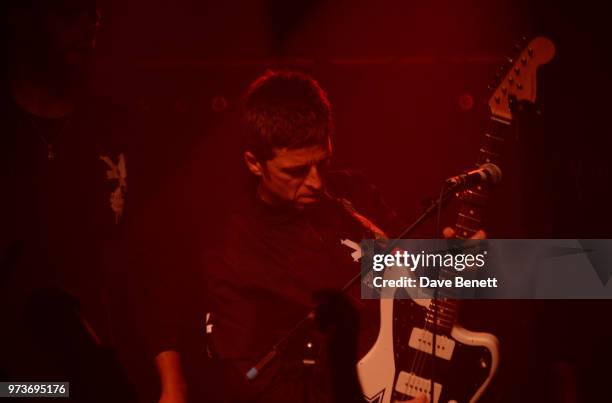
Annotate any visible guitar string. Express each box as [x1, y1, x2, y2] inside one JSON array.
[[412, 299, 442, 400], [404, 284, 438, 394], [405, 181, 449, 400], [405, 298, 439, 398], [408, 184, 480, 400]]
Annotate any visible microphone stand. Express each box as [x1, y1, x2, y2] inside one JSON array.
[[245, 183, 459, 380]]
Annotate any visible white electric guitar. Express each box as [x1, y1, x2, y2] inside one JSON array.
[[357, 37, 556, 403]]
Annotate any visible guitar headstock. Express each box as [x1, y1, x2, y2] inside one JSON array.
[[488, 37, 555, 121]]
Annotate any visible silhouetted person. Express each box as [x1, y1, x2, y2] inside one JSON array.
[[1, 1, 137, 401]]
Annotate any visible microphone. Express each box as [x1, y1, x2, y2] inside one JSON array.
[[445, 163, 502, 188]]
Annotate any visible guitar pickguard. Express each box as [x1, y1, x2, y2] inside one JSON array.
[[358, 298, 499, 403]]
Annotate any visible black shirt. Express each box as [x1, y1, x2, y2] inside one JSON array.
[[204, 171, 398, 402]]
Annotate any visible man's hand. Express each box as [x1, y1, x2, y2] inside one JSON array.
[[156, 350, 187, 403], [443, 227, 486, 240]]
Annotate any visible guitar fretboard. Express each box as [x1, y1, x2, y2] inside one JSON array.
[[454, 116, 512, 239], [426, 115, 513, 333]]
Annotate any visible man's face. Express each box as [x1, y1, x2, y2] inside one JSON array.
[[249, 142, 332, 210]]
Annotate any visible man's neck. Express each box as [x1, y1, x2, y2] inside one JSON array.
[[9, 69, 77, 119]]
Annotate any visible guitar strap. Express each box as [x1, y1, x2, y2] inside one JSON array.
[[334, 197, 388, 241]]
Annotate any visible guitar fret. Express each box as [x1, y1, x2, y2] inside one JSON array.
[[457, 218, 480, 234], [425, 297, 460, 332], [479, 148, 500, 158], [460, 189, 489, 206], [465, 187, 488, 197], [425, 318, 454, 330], [427, 304, 457, 314], [485, 132, 505, 142], [425, 315, 454, 324], [458, 212, 481, 223], [490, 116, 511, 125], [426, 312, 455, 321], [459, 204, 482, 220], [428, 308, 456, 316], [429, 306, 457, 316], [455, 223, 479, 233]]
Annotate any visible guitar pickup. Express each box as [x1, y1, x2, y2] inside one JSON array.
[[408, 327, 455, 361], [395, 371, 442, 403]]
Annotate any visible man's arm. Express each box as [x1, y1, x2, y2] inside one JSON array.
[[155, 350, 187, 403]]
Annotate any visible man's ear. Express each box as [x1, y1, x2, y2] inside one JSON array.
[[244, 151, 264, 177]]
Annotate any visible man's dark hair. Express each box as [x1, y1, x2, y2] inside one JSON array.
[[242, 70, 333, 161]]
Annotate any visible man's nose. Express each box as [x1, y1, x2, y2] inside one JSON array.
[[304, 165, 323, 191]]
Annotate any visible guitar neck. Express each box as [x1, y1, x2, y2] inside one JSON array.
[[430, 116, 514, 332], [426, 298, 459, 334], [454, 116, 512, 239]]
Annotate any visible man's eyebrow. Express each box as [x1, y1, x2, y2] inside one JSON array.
[[281, 154, 331, 169], [281, 163, 310, 171]]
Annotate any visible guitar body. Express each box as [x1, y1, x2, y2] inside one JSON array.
[[358, 298, 499, 403]]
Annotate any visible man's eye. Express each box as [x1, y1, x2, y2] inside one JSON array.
[[284, 167, 310, 177]]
